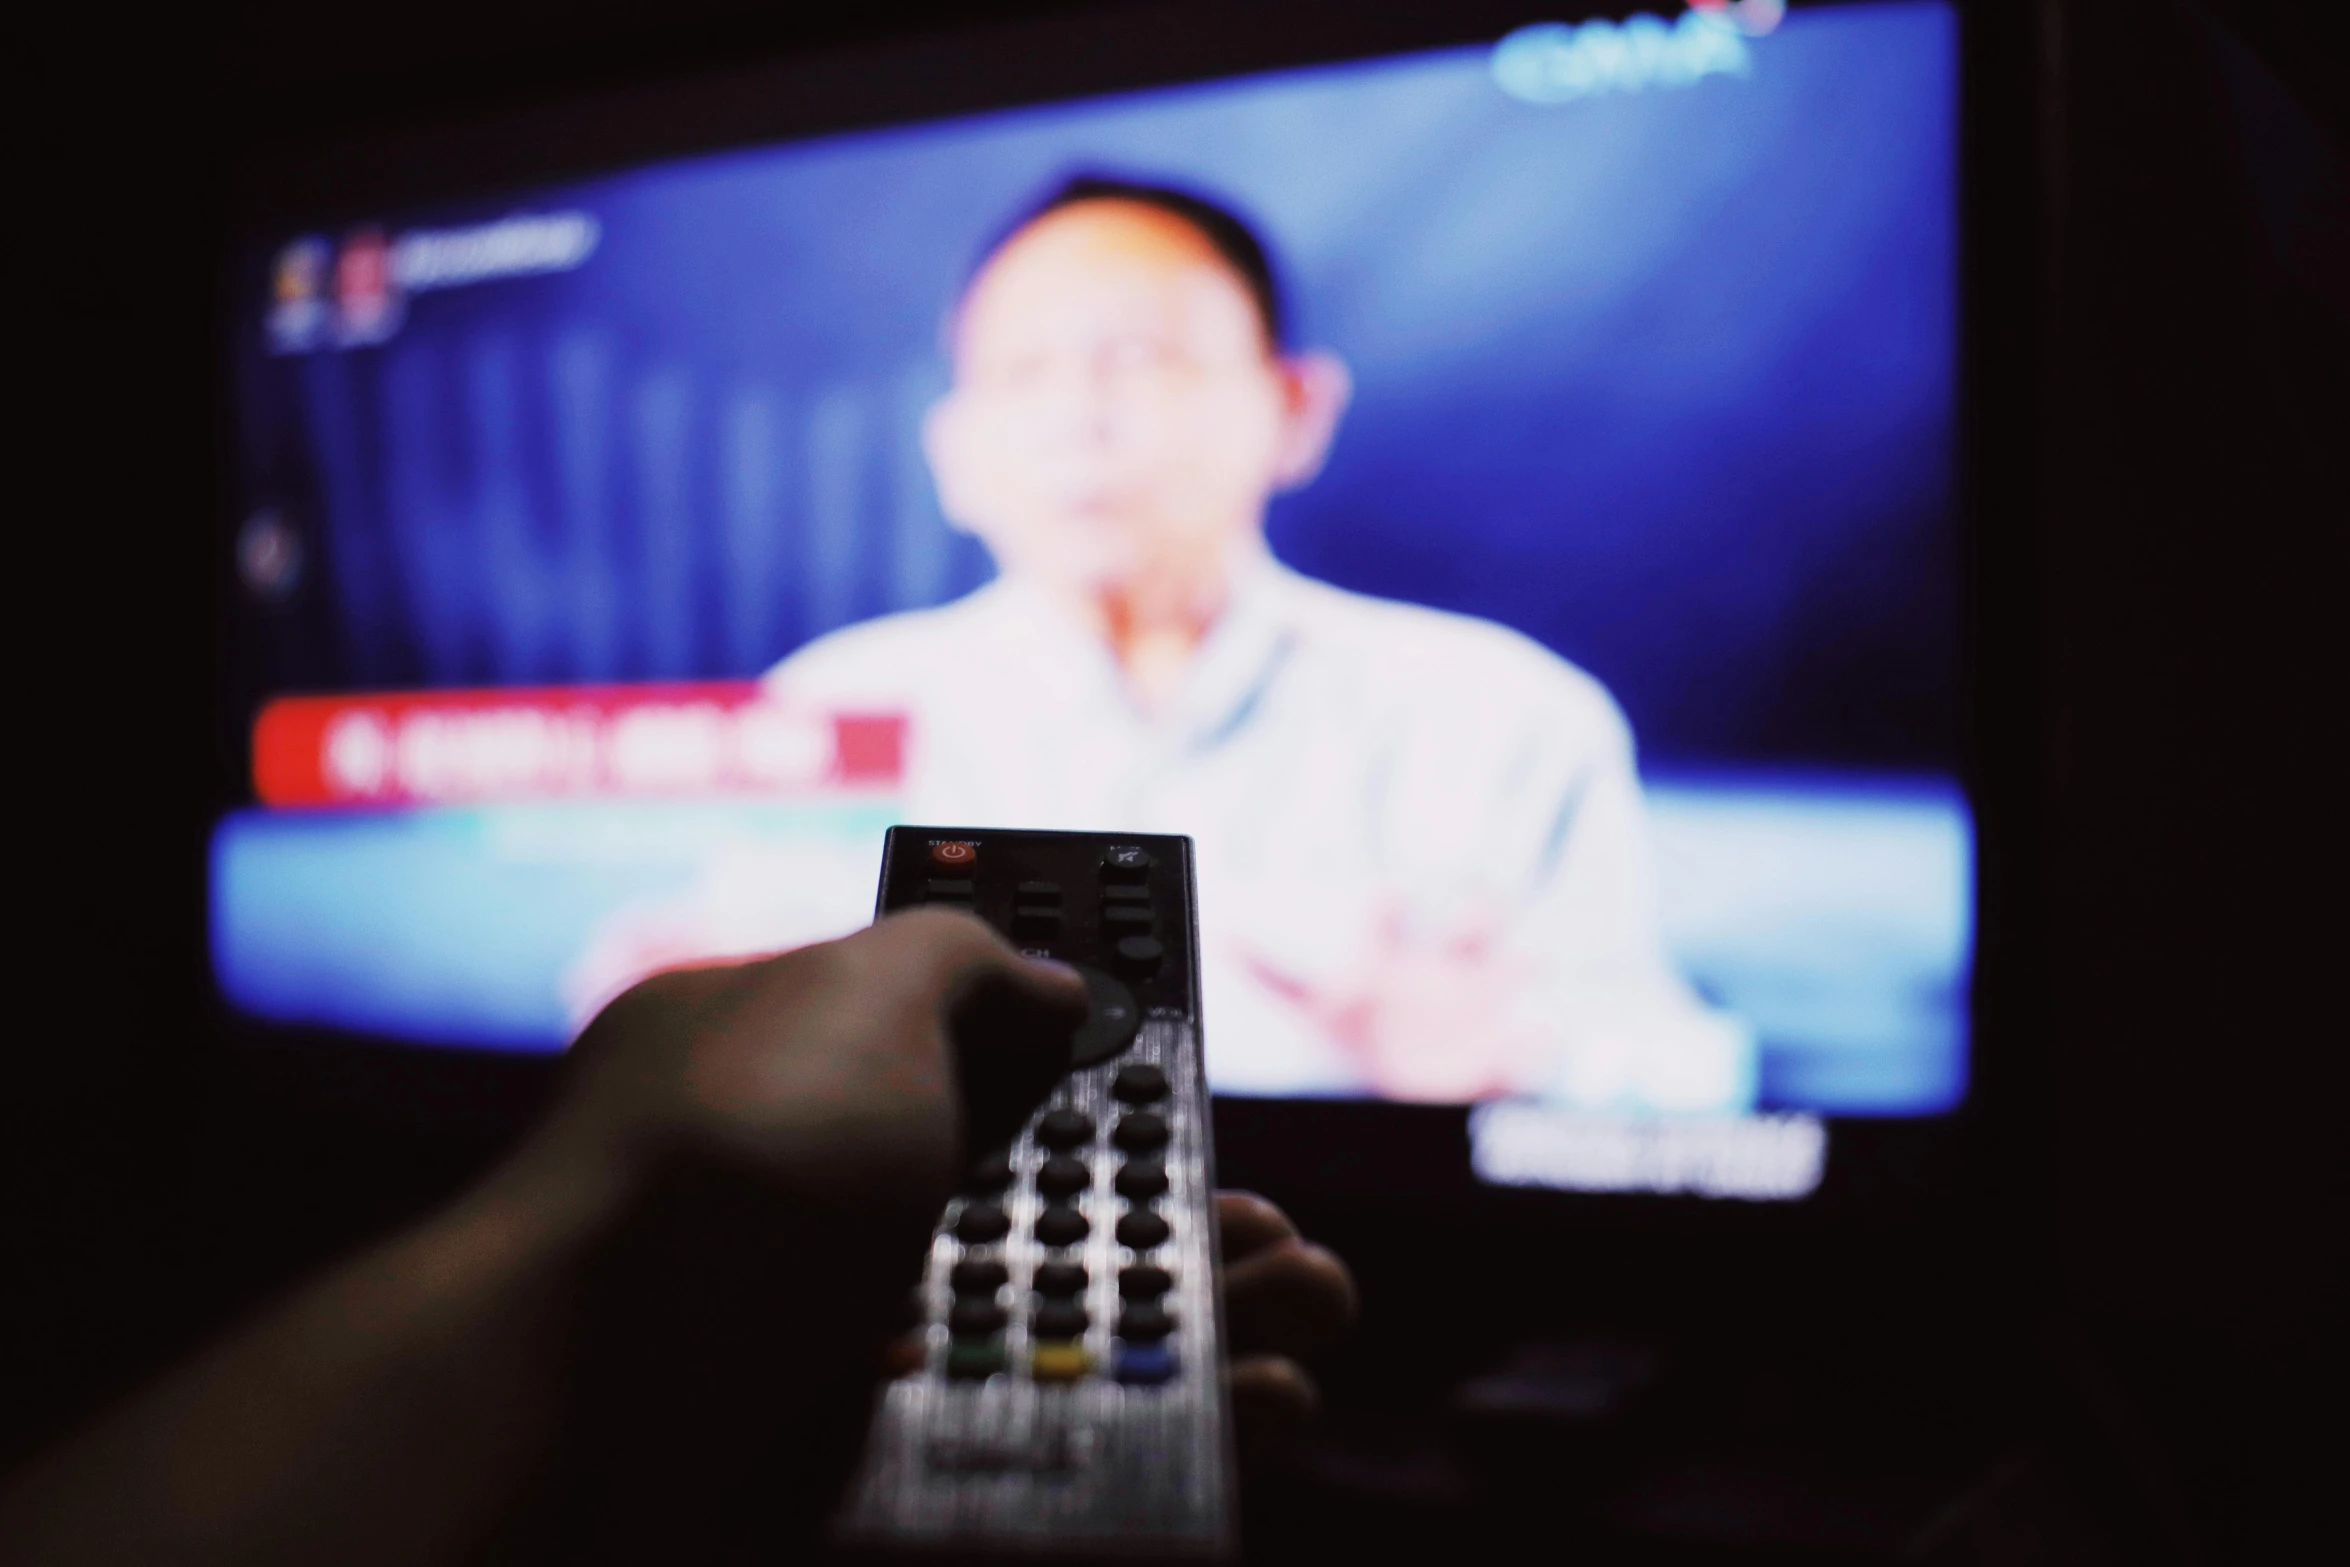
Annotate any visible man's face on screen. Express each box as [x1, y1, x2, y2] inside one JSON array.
[[926, 201, 1343, 599]]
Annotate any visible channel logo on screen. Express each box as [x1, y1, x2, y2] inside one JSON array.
[[1491, 3, 1781, 106], [264, 211, 601, 355]]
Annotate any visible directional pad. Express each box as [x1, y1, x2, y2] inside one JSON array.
[[1068, 966, 1143, 1067]]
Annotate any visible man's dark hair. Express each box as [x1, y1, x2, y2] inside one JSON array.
[[967, 173, 1290, 350]]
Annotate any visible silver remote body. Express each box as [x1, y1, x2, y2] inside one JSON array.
[[835, 828, 1234, 1559]]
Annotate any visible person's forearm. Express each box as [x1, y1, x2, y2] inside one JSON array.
[[0, 1129, 632, 1567], [1, 922, 1101, 1564]]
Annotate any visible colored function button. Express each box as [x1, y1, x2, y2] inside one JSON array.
[[1114, 1342, 1177, 1386], [1116, 1210, 1172, 1251], [1031, 1343, 1091, 1383], [954, 1201, 1011, 1245], [1111, 1063, 1169, 1103], [930, 841, 979, 872], [949, 1299, 1008, 1339], [1032, 1261, 1088, 1298], [1118, 1264, 1174, 1300], [1100, 845, 1152, 882], [1031, 1299, 1088, 1340], [1034, 1205, 1091, 1248], [1036, 1155, 1090, 1201], [883, 1332, 928, 1378], [1118, 1300, 1175, 1341], [1035, 1109, 1095, 1150], [1114, 1160, 1169, 1201], [949, 1341, 1008, 1380], [950, 1258, 1009, 1296], [1113, 935, 1164, 975], [1113, 1112, 1170, 1153]]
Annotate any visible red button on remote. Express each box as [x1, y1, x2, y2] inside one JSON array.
[[930, 841, 978, 871]]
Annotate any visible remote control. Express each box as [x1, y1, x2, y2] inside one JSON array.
[[834, 827, 1234, 1559]]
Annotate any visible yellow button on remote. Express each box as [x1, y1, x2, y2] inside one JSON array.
[[1031, 1343, 1091, 1383]]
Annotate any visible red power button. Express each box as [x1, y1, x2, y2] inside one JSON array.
[[930, 841, 978, 871]]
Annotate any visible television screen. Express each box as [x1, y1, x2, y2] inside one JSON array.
[[217, 0, 1967, 1197]]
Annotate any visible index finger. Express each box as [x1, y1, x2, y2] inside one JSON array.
[[1216, 1191, 1300, 1260], [855, 909, 1091, 1155], [859, 906, 1090, 1015]]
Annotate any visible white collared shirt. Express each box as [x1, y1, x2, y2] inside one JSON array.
[[765, 552, 1754, 1110]]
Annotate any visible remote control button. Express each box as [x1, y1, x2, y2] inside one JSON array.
[[1035, 1155, 1089, 1200], [930, 841, 978, 872], [1030, 1342, 1091, 1383], [1034, 1205, 1091, 1248], [1032, 1261, 1088, 1298], [925, 877, 975, 901], [1016, 881, 1063, 902], [1111, 1063, 1169, 1103], [1114, 1342, 1178, 1385], [964, 1148, 1013, 1193], [1112, 935, 1164, 975], [1035, 1109, 1094, 1150], [1011, 906, 1062, 939], [1103, 904, 1154, 930], [948, 1341, 1007, 1380], [949, 1298, 1008, 1338], [1118, 1264, 1174, 1300], [1117, 1300, 1175, 1341], [954, 1202, 1010, 1245], [1113, 1111, 1169, 1153], [1100, 845, 1152, 882], [1031, 1299, 1088, 1340], [1114, 1159, 1169, 1201], [950, 1258, 1009, 1296], [1068, 967, 1143, 1067], [1101, 883, 1152, 904], [1116, 1209, 1172, 1251]]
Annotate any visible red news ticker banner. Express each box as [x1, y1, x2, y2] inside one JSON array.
[[253, 683, 907, 808]]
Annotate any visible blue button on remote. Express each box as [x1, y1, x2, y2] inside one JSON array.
[[1114, 1342, 1179, 1385]]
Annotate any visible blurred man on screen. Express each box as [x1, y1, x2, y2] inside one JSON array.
[[757, 176, 1752, 1111]]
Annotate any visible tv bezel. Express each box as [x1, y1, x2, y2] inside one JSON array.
[[207, 0, 2047, 1237]]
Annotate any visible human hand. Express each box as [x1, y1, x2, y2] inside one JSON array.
[[534, 906, 1089, 1217], [1219, 1191, 1358, 1464], [523, 920, 1354, 1551], [530, 911, 1088, 1555]]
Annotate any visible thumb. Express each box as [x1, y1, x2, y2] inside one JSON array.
[[949, 954, 1089, 1157]]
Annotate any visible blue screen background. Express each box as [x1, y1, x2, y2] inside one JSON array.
[[239, 0, 1956, 774]]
